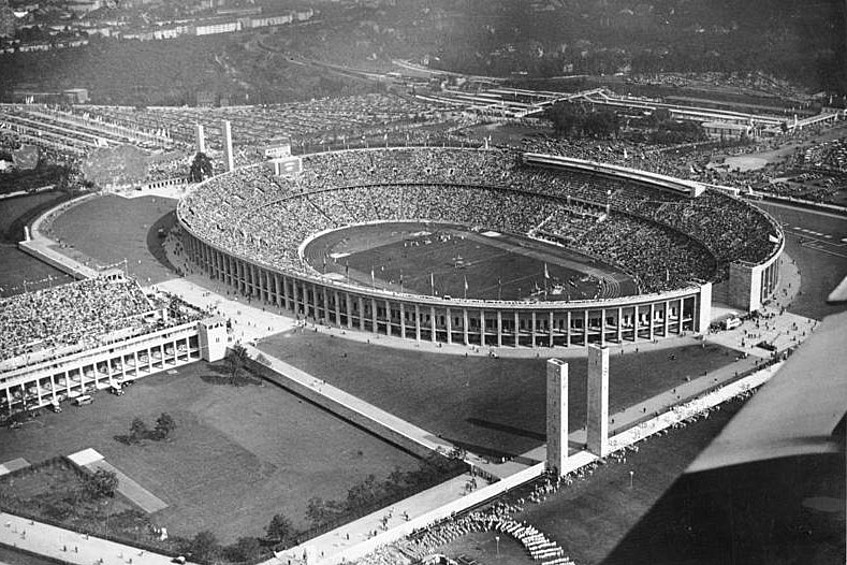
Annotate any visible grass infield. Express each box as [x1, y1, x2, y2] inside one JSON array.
[[305, 222, 637, 301], [257, 331, 740, 458]]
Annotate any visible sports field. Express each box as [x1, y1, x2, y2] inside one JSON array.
[[0, 192, 74, 296], [305, 222, 637, 301], [258, 331, 748, 458], [50, 194, 180, 285], [0, 361, 421, 543]]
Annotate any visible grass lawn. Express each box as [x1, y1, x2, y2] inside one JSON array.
[[306, 222, 636, 301], [0, 361, 421, 543], [0, 192, 74, 297], [257, 331, 742, 459], [50, 194, 179, 285], [435, 398, 746, 565]]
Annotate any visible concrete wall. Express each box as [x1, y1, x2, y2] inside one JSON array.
[[242, 351, 438, 460]]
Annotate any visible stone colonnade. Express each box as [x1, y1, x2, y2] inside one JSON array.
[[184, 231, 708, 348]]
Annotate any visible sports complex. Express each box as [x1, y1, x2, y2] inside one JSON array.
[[1, 100, 843, 565], [178, 146, 784, 348]]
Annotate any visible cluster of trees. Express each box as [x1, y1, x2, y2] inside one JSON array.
[[123, 412, 177, 444], [544, 102, 621, 139], [189, 152, 214, 183], [629, 108, 707, 145], [305, 454, 464, 530], [82, 468, 119, 499], [174, 513, 296, 564]]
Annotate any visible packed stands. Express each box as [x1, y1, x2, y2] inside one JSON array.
[[181, 147, 781, 297], [0, 277, 175, 364]]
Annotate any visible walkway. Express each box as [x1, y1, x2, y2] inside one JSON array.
[[0, 512, 185, 565]]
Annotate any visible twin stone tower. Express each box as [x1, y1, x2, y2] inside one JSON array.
[[546, 344, 610, 477]]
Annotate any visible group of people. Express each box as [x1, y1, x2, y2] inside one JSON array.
[[0, 277, 153, 363], [182, 145, 780, 297]]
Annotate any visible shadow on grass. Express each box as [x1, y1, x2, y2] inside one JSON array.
[[145, 210, 179, 273], [466, 417, 545, 441]]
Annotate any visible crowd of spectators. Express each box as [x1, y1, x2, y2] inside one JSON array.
[[0, 277, 153, 363], [181, 146, 783, 297]]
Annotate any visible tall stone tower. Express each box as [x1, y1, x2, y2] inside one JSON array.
[[222, 120, 234, 172], [195, 123, 206, 154], [546, 358, 569, 476], [586, 344, 610, 457]]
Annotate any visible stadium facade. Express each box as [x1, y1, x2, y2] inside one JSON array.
[[177, 147, 784, 349]]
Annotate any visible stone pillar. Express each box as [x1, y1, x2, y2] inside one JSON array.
[[546, 358, 569, 476], [531, 311, 537, 347], [195, 123, 206, 154], [463, 308, 469, 345], [400, 302, 406, 338], [548, 311, 554, 347], [514, 311, 520, 347], [480, 310, 486, 347], [496, 310, 503, 347], [445, 308, 452, 344], [414, 304, 421, 342], [430, 306, 437, 343], [616, 307, 623, 343], [697, 282, 712, 335], [586, 344, 610, 457], [222, 119, 234, 172]]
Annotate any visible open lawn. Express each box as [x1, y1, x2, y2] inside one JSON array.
[[257, 331, 746, 459], [435, 398, 746, 565], [50, 194, 179, 285], [306, 222, 636, 301], [0, 192, 74, 296], [0, 361, 421, 543]]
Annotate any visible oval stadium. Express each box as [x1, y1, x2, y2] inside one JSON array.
[[177, 147, 784, 348]]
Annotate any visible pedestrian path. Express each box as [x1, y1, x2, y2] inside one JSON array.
[[0, 512, 186, 565]]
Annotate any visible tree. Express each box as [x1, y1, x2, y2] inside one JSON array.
[[226, 344, 249, 382], [129, 416, 149, 442], [222, 536, 263, 562], [154, 412, 176, 440], [305, 497, 345, 528], [189, 152, 214, 183], [83, 469, 119, 499], [346, 474, 383, 509], [189, 530, 220, 563], [265, 513, 293, 544]]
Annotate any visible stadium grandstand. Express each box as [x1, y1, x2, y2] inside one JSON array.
[[177, 147, 784, 348], [0, 273, 227, 417]]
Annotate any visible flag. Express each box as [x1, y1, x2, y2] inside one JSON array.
[[544, 263, 550, 279], [768, 233, 780, 244], [464, 275, 469, 292], [430, 272, 435, 293]]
